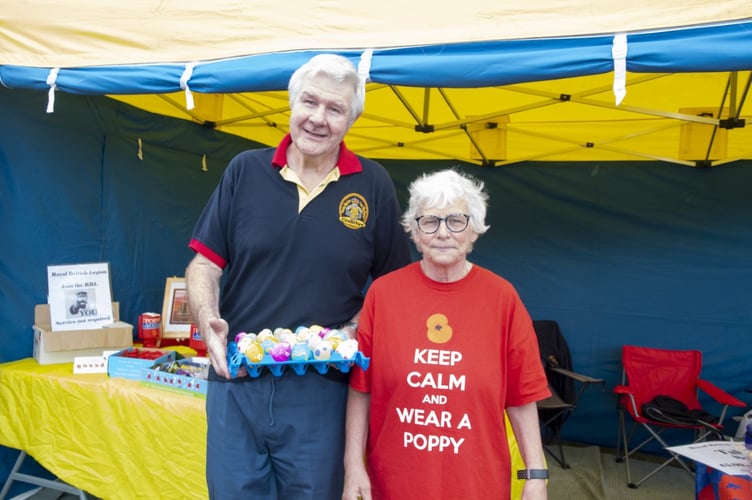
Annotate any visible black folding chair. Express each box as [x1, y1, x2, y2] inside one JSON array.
[[533, 320, 604, 468]]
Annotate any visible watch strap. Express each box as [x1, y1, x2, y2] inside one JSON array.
[[517, 469, 549, 480]]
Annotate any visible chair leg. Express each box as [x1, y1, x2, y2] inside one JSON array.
[[0, 450, 87, 500], [543, 439, 571, 469], [615, 410, 623, 461], [615, 407, 636, 487], [0, 450, 25, 500], [615, 412, 697, 488], [626, 430, 696, 489], [540, 413, 571, 469]]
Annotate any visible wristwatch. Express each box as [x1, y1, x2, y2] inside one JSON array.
[[516, 469, 549, 480]]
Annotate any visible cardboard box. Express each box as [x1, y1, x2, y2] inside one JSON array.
[[107, 347, 176, 380], [33, 302, 134, 365], [142, 357, 210, 396]]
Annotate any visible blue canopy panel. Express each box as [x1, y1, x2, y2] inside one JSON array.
[[0, 36, 614, 96], [2, 19, 750, 98], [0, 31, 644, 95], [627, 20, 752, 73], [365, 35, 615, 87], [0, 63, 187, 94]]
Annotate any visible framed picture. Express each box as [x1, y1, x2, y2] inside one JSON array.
[[161, 276, 193, 339]]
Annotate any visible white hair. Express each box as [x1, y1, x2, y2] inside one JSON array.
[[288, 54, 364, 123], [402, 169, 490, 235]]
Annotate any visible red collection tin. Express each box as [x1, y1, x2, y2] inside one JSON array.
[[189, 323, 207, 356], [137, 312, 161, 347]]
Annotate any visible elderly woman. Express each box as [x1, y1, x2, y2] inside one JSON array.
[[343, 169, 550, 500]]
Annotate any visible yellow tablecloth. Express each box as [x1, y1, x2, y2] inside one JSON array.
[[0, 354, 530, 499], [0, 353, 207, 500]]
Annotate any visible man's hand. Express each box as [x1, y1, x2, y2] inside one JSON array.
[[205, 317, 231, 378]]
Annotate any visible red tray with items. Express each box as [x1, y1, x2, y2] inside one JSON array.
[[107, 347, 176, 380]]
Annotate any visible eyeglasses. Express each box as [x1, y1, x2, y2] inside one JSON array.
[[415, 213, 470, 234]]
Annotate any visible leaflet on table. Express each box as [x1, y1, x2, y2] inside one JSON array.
[[47, 262, 114, 331], [666, 441, 751, 475]]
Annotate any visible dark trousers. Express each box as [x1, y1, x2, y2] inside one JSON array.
[[206, 370, 348, 499]]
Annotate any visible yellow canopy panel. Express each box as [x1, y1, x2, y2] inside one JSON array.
[[112, 71, 752, 165], [2, 0, 752, 67]]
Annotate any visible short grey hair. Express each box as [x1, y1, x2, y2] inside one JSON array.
[[402, 169, 490, 235], [288, 54, 364, 123]]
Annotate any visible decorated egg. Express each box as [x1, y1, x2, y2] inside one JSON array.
[[277, 330, 297, 346], [279, 327, 294, 338], [270, 341, 292, 362], [244, 340, 264, 363], [308, 324, 324, 337], [261, 337, 278, 354], [313, 340, 333, 361], [257, 329, 275, 342], [295, 327, 312, 343], [324, 329, 348, 350], [237, 334, 255, 354], [336, 338, 359, 360], [290, 342, 311, 361], [307, 334, 322, 351]]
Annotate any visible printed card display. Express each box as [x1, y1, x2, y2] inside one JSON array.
[[47, 262, 114, 331], [666, 441, 751, 475]]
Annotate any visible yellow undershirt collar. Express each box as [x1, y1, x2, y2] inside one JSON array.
[[279, 165, 341, 212]]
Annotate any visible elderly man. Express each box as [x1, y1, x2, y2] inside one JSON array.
[[185, 53, 411, 499]]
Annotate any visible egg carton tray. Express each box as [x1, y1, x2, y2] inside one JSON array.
[[227, 341, 370, 378]]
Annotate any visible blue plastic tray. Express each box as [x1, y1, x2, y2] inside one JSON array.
[[227, 341, 370, 378]]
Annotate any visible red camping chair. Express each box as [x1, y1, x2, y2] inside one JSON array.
[[613, 345, 745, 488]]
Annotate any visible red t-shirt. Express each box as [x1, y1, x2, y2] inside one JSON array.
[[350, 262, 550, 499]]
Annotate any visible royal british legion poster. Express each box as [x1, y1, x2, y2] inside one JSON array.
[[47, 262, 114, 331]]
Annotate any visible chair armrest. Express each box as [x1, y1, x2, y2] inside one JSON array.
[[613, 384, 631, 395], [537, 391, 573, 410], [613, 384, 640, 416], [697, 378, 746, 407], [549, 366, 604, 385]]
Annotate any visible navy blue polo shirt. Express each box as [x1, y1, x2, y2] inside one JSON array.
[[189, 136, 411, 338]]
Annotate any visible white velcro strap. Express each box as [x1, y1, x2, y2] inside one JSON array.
[[612, 34, 628, 106], [358, 49, 373, 96], [46, 67, 60, 113], [358, 49, 373, 82], [180, 62, 197, 110]]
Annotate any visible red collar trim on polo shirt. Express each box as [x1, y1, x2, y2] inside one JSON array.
[[271, 134, 362, 175]]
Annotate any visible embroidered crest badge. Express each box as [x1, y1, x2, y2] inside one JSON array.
[[338, 193, 368, 229]]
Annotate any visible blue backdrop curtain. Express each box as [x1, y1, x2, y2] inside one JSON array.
[[2, 87, 751, 492]]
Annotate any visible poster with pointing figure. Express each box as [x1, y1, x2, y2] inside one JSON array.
[[47, 262, 114, 331]]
